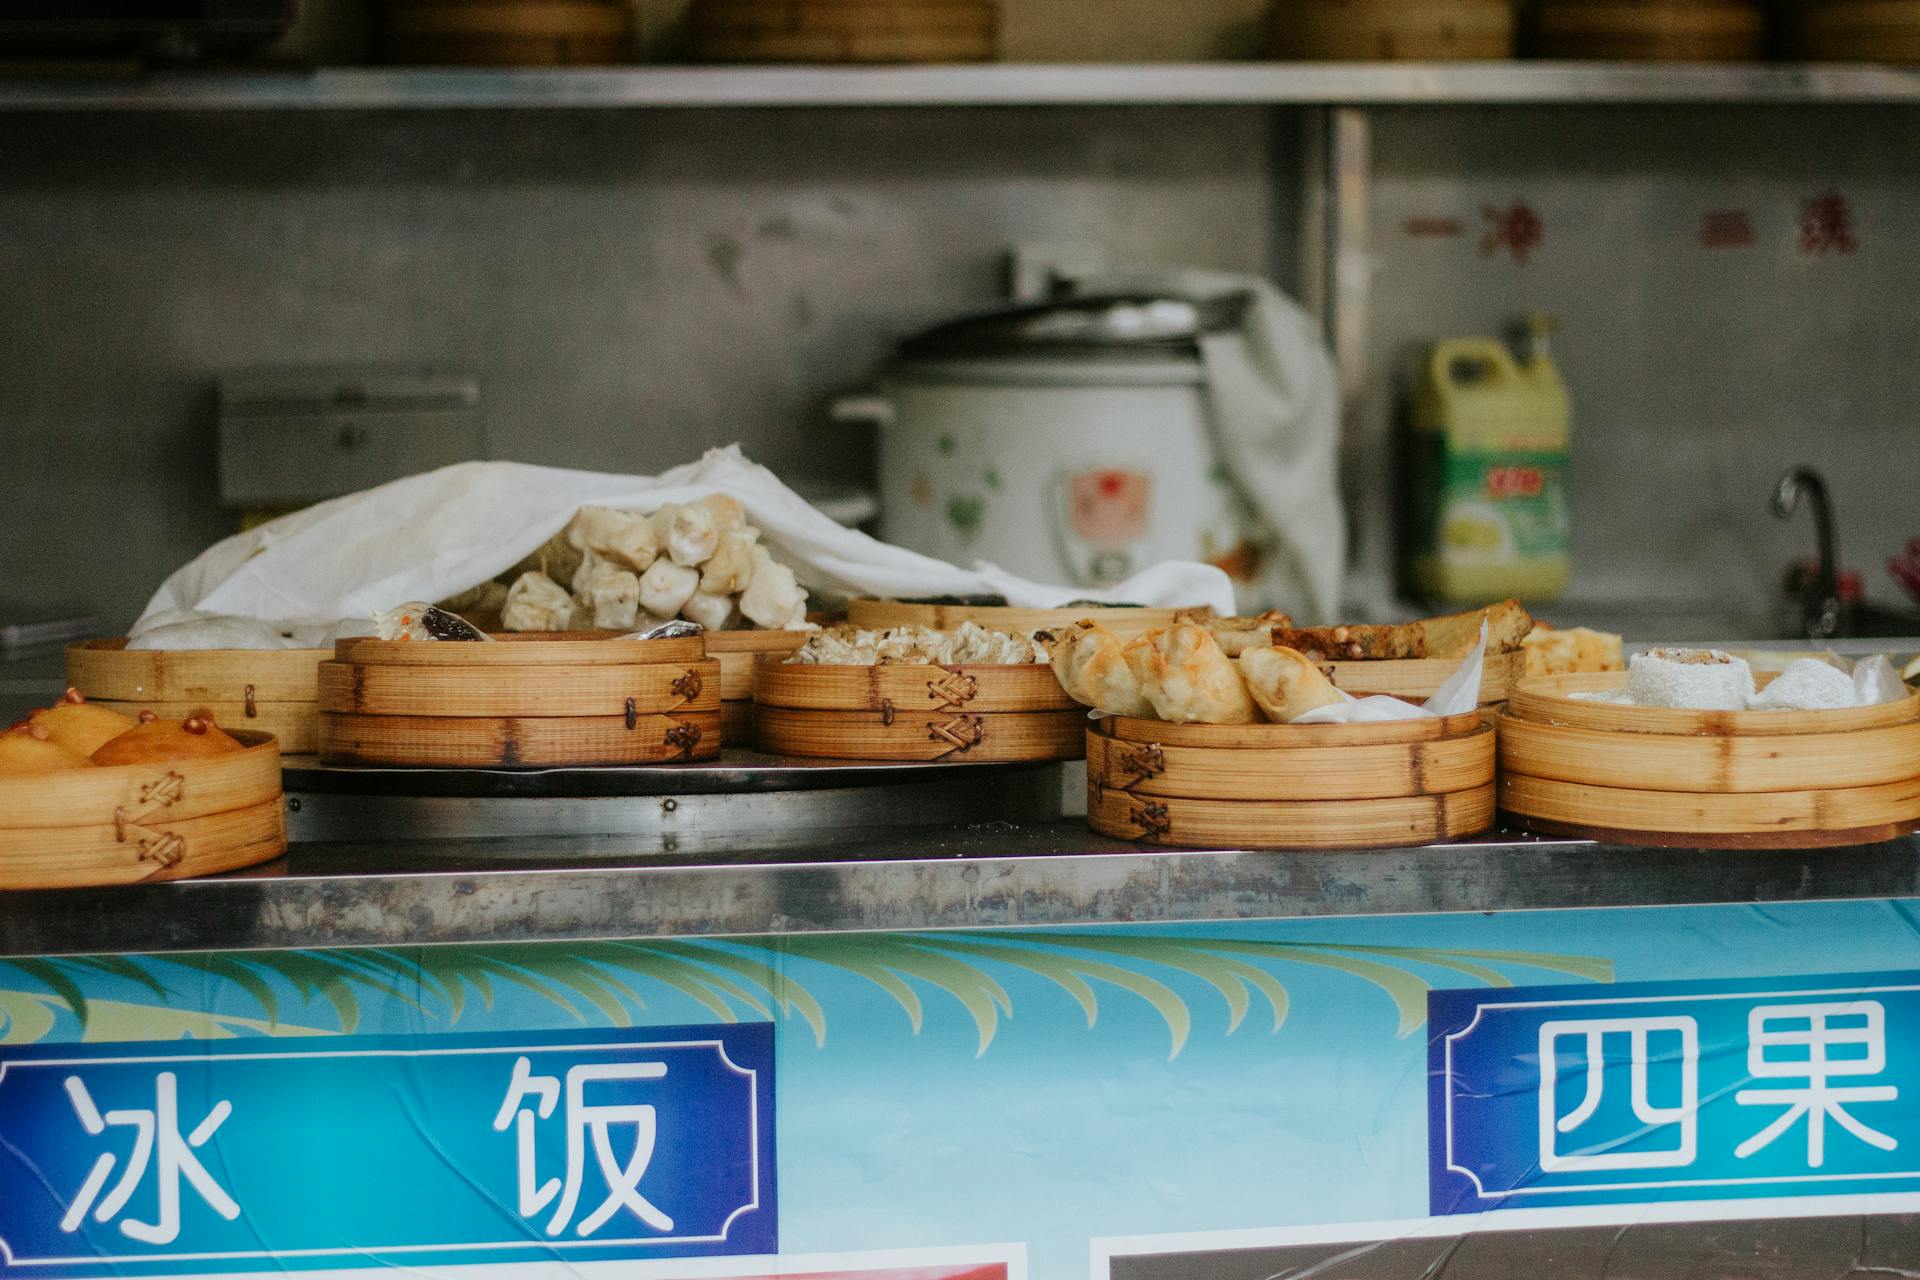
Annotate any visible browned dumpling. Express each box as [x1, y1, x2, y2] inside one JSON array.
[[91, 715, 245, 766], [27, 688, 138, 757], [0, 724, 95, 774]]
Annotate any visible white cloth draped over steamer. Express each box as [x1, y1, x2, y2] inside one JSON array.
[[132, 446, 1238, 646]]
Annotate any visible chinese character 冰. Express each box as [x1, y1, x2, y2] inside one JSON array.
[[1736, 1001, 1897, 1168], [493, 1056, 674, 1238], [1538, 1016, 1699, 1172], [1799, 190, 1857, 255], [61, 1072, 239, 1244], [1480, 202, 1544, 265]]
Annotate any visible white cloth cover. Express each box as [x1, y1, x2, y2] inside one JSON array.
[[133, 446, 1236, 641]]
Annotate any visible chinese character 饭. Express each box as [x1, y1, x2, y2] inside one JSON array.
[[1538, 1016, 1699, 1173], [1736, 1001, 1896, 1168], [493, 1056, 674, 1238], [61, 1072, 239, 1245], [1799, 190, 1857, 255]]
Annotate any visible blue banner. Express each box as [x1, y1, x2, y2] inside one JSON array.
[[1431, 970, 1920, 1215], [0, 1024, 775, 1274]]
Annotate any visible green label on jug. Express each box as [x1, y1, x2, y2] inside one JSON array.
[[1415, 445, 1570, 567]]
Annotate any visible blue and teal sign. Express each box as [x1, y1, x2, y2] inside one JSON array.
[[0, 1025, 774, 1274], [1432, 971, 1920, 1215]]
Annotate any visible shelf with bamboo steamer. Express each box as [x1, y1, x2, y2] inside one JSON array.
[[687, 0, 999, 64], [0, 731, 285, 890], [318, 634, 721, 768], [704, 628, 810, 746], [1527, 0, 1765, 61], [753, 658, 1083, 762], [1086, 707, 1496, 850], [845, 599, 1201, 636], [1270, 0, 1516, 60], [1496, 672, 1920, 848], [66, 639, 329, 755]]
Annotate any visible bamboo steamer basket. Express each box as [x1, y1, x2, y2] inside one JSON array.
[[704, 629, 809, 746], [753, 657, 1082, 761], [66, 639, 327, 755], [1087, 708, 1496, 849], [1497, 672, 1920, 848], [1270, 0, 1516, 60], [845, 599, 1200, 636], [1329, 648, 1525, 706], [688, 0, 998, 63], [1779, 1, 1920, 62], [318, 634, 721, 767], [382, 0, 633, 65], [1529, 0, 1765, 61], [0, 731, 286, 890]]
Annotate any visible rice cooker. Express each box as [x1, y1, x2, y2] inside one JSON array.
[[846, 293, 1273, 602]]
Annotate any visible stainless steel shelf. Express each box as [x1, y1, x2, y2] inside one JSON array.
[[7, 62, 1920, 112]]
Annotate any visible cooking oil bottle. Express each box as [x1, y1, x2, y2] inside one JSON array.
[[1407, 314, 1571, 603]]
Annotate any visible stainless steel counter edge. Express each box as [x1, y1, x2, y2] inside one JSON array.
[[4, 825, 1918, 957]]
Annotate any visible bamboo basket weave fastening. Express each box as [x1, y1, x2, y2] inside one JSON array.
[[66, 639, 328, 755], [753, 657, 1082, 762], [1497, 672, 1920, 848], [318, 634, 720, 767], [1087, 707, 1496, 850], [0, 730, 285, 890]]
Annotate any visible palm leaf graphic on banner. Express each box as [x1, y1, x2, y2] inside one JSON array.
[[0, 933, 1610, 1056]]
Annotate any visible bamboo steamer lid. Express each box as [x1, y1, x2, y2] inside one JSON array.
[[1270, 0, 1516, 61], [688, 0, 999, 63], [1530, 0, 1766, 61], [1779, 0, 1920, 62], [382, 0, 633, 65]]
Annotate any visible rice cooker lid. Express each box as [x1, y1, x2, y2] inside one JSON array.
[[898, 292, 1249, 362]]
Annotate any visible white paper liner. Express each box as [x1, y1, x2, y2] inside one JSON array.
[[1288, 622, 1488, 724]]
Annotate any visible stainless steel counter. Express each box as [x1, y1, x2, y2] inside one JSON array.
[[3, 823, 1917, 959]]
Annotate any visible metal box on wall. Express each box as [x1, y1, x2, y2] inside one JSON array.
[[217, 365, 483, 509]]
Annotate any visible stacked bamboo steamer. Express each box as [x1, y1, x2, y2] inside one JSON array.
[[845, 599, 1196, 636], [704, 629, 809, 746], [1497, 673, 1920, 848], [1087, 708, 1496, 849], [67, 640, 329, 755], [1528, 0, 1766, 60], [0, 732, 286, 890], [1270, 0, 1516, 60], [1778, 1, 1920, 61], [381, 0, 634, 65], [688, 0, 998, 63], [754, 658, 1083, 761], [318, 634, 721, 767]]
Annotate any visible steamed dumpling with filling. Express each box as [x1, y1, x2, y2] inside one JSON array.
[[569, 505, 659, 574], [700, 528, 760, 595], [682, 591, 739, 632], [1051, 620, 1154, 718], [738, 555, 807, 629], [572, 549, 642, 631], [639, 559, 701, 620], [658, 503, 720, 568], [502, 570, 575, 632], [1122, 624, 1256, 724]]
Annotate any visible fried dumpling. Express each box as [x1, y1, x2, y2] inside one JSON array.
[[1122, 624, 1256, 724], [91, 715, 244, 765], [658, 503, 720, 568], [1051, 620, 1154, 718], [700, 528, 760, 595], [27, 689, 139, 757], [502, 571, 575, 632], [0, 724, 94, 774], [738, 556, 807, 630], [1239, 646, 1346, 723], [639, 559, 701, 620], [572, 549, 642, 631]]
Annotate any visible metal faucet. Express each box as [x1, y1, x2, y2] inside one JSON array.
[[1771, 466, 1842, 640]]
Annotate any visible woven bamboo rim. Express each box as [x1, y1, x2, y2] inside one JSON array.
[[67, 638, 327, 702], [317, 658, 720, 718], [1087, 721, 1494, 802], [0, 730, 281, 830], [1498, 772, 1920, 844], [0, 798, 287, 891], [318, 709, 721, 768], [1508, 671, 1920, 737], [1101, 706, 1485, 749], [754, 705, 1084, 762], [845, 599, 1198, 635], [753, 658, 1074, 713], [1087, 783, 1496, 850], [335, 633, 703, 667]]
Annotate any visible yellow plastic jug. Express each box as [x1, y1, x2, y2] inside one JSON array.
[[1408, 316, 1571, 603]]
